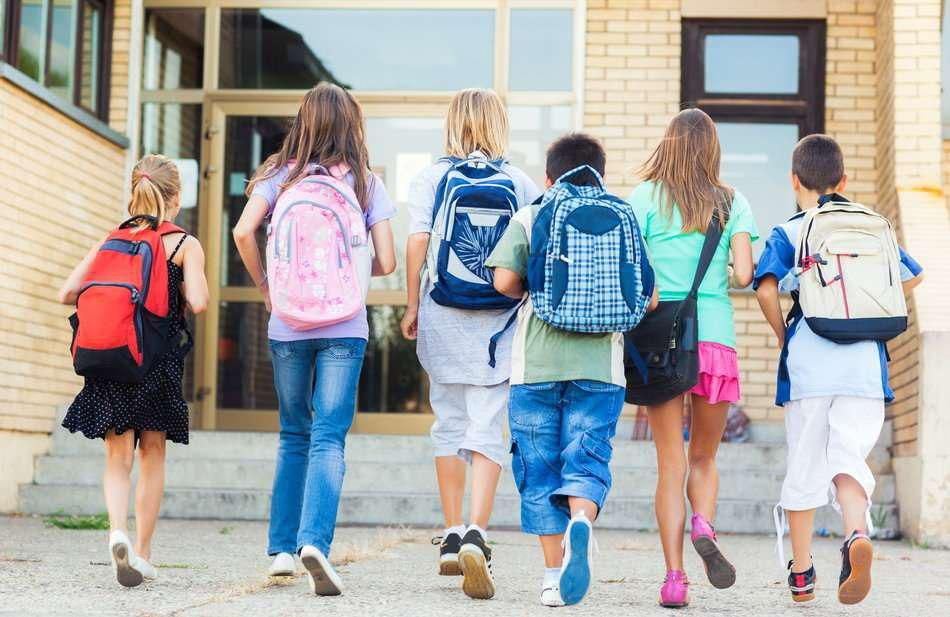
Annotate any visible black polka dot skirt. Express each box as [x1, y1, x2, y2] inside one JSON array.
[[62, 262, 190, 445]]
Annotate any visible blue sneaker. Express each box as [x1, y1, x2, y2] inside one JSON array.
[[559, 513, 593, 605]]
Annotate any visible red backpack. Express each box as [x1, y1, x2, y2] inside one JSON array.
[[70, 215, 186, 383]]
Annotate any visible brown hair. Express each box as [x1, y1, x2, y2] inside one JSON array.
[[638, 108, 733, 233], [246, 83, 373, 208], [128, 154, 181, 231], [444, 88, 509, 160], [792, 134, 844, 192], [545, 133, 606, 187]]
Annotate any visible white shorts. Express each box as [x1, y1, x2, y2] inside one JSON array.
[[429, 380, 509, 466], [780, 395, 885, 512]]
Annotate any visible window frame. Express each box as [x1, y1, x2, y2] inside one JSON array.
[[681, 18, 826, 136], [1, 0, 112, 119]]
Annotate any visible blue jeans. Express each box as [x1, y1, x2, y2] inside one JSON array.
[[267, 337, 366, 556], [508, 380, 625, 536]]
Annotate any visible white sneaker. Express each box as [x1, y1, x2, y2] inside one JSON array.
[[135, 557, 158, 581], [109, 530, 144, 588], [268, 552, 297, 577], [541, 583, 565, 607], [559, 512, 594, 605], [300, 545, 343, 596]]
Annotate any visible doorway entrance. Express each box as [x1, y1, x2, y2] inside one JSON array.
[[197, 99, 448, 433]]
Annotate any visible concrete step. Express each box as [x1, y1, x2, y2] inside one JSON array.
[[31, 455, 897, 504], [17, 483, 899, 535], [46, 430, 893, 473]]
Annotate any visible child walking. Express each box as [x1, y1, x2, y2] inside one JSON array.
[[60, 154, 209, 587], [754, 134, 922, 605], [627, 109, 758, 608], [233, 83, 396, 596], [400, 88, 540, 600], [487, 133, 656, 607]]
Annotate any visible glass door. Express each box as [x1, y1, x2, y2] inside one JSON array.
[[203, 100, 446, 434]]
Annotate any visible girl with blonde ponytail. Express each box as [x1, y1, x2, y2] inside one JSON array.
[[58, 154, 209, 588]]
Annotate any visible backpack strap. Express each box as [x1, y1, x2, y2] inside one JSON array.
[[687, 214, 724, 298], [119, 214, 159, 230]]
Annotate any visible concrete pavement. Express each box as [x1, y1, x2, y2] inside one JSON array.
[[0, 515, 947, 616]]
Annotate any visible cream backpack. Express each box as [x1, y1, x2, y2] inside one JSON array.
[[793, 194, 907, 343]]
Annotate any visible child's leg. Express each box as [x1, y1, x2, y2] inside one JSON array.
[[469, 453, 501, 529], [788, 509, 816, 572], [686, 395, 729, 520], [647, 396, 688, 572], [567, 496, 598, 521], [430, 382, 469, 529], [134, 431, 167, 560], [828, 396, 885, 536], [103, 429, 135, 531], [539, 535, 564, 568], [462, 382, 508, 529], [834, 474, 869, 535]]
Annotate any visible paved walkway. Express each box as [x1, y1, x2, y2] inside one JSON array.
[[0, 515, 947, 616]]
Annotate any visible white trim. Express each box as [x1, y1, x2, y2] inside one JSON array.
[[680, 0, 826, 19]]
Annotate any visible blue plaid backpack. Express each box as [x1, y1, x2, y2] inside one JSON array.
[[527, 165, 654, 333], [428, 156, 520, 310]]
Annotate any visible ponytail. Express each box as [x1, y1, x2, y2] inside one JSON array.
[[129, 154, 181, 231]]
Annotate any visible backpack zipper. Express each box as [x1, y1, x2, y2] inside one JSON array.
[[99, 239, 154, 305], [297, 177, 363, 216], [274, 200, 352, 264], [836, 254, 852, 319]]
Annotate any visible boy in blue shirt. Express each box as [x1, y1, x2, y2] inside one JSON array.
[[754, 134, 923, 606]]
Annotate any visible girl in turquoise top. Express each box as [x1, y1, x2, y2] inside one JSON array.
[[627, 109, 758, 608]]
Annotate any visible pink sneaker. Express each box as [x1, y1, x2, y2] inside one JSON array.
[[690, 513, 736, 589], [659, 570, 689, 608]]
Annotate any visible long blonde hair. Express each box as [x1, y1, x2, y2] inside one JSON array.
[[638, 108, 733, 233], [128, 154, 181, 230], [246, 83, 373, 208], [445, 88, 509, 160]]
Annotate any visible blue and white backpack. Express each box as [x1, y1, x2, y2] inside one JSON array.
[[427, 155, 520, 310], [527, 165, 654, 333]]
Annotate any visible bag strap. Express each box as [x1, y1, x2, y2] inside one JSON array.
[[688, 214, 724, 298], [119, 214, 159, 230]]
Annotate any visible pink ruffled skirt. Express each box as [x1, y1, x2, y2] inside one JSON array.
[[690, 342, 741, 404]]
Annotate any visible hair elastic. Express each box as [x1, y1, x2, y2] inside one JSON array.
[[140, 173, 151, 181]]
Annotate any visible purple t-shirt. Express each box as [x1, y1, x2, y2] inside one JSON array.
[[251, 166, 396, 342]]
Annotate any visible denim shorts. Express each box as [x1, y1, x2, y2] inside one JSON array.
[[508, 379, 625, 536]]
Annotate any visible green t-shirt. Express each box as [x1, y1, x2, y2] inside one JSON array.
[[485, 206, 626, 386], [627, 181, 759, 348]]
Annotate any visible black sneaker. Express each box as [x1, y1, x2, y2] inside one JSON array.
[[787, 560, 816, 603], [432, 532, 462, 576], [458, 528, 495, 600], [838, 531, 873, 605]]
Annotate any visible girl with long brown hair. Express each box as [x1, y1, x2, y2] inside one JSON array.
[[628, 108, 758, 607], [233, 83, 396, 596]]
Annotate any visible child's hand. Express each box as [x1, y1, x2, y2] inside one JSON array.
[[400, 305, 419, 340]]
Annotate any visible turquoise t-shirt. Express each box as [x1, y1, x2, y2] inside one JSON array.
[[627, 181, 759, 348]]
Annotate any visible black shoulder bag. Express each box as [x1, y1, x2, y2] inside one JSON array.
[[624, 214, 724, 406]]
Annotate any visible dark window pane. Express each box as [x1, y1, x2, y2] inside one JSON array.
[[716, 121, 799, 255], [47, 0, 76, 100], [79, 2, 101, 110], [219, 8, 494, 90], [143, 8, 204, 89], [704, 34, 799, 94], [217, 302, 275, 410], [509, 9, 573, 91], [359, 306, 430, 414], [17, 0, 48, 81]]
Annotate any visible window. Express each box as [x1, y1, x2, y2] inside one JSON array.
[[683, 20, 826, 250], [2, 0, 111, 118], [509, 9, 573, 91], [143, 8, 204, 90]]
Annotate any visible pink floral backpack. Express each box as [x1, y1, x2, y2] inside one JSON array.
[[266, 163, 371, 330]]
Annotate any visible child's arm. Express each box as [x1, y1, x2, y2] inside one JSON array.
[[493, 268, 525, 300], [903, 272, 923, 294], [729, 232, 754, 288], [400, 232, 429, 340], [180, 236, 209, 314], [58, 241, 104, 305], [232, 196, 271, 310], [648, 286, 659, 312], [369, 220, 396, 276], [755, 276, 786, 343]]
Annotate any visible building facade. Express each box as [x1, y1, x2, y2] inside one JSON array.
[[1, 0, 948, 543]]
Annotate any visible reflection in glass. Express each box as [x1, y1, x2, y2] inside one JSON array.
[[359, 306, 430, 413], [217, 301, 276, 410], [143, 8, 205, 89], [716, 122, 799, 255], [79, 1, 101, 110], [47, 0, 75, 100], [704, 35, 799, 95], [18, 0, 47, 81], [510, 9, 573, 91], [508, 105, 574, 187], [219, 9, 494, 90]]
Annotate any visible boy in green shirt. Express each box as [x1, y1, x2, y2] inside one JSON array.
[[486, 133, 656, 607]]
